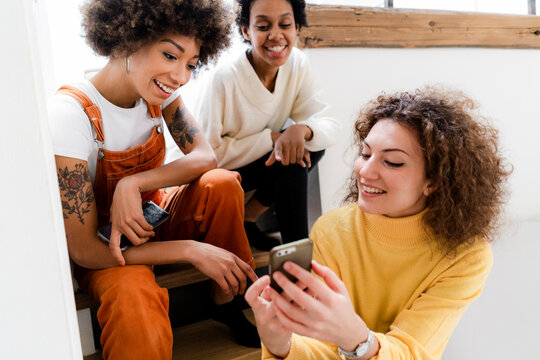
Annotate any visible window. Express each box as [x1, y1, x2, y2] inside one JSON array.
[[306, 0, 536, 15]]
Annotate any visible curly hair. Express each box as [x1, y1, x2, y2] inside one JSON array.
[[345, 87, 511, 254], [236, 0, 308, 42], [81, 0, 234, 66]]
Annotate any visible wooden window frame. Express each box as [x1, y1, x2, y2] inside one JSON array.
[[298, 5, 540, 49]]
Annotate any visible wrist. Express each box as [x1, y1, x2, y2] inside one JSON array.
[[338, 316, 370, 352], [302, 124, 313, 141], [268, 338, 291, 359], [119, 174, 143, 193]]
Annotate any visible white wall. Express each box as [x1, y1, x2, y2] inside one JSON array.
[[0, 0, 82, 359], [27, 0, 540, 357], [305, 47, 540, 359]]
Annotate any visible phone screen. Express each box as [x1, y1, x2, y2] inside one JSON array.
[[269, 238, 313, 293], [97, 201, 170, 251]]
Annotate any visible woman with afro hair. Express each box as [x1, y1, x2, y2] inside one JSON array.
[[195, 0, 341, 251], [48, 0, 261, 358], [246, 87, 511, 359]]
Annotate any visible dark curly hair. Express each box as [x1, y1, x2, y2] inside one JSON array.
[[81, 0, 234, 67], [236, 0, 308, 43], [345, 87, 511, 254]]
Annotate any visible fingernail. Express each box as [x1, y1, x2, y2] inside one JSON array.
[[283, 262, 292, 271]]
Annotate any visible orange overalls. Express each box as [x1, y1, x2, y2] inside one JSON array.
[[58, 86, 254, 360]]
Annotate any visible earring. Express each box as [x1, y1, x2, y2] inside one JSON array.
[[125, 56, 130, 74]]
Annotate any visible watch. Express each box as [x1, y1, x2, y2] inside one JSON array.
[[338, 330, 374, 359]]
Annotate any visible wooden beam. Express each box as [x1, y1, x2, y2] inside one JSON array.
[[298, 5, 540, 49]]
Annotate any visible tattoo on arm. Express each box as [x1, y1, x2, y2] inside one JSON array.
[[57, 163, 94, 225], [171, 106, 199, 149]]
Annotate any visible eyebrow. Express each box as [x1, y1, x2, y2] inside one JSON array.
[[160, 39, 199, 58], [363, 141, 409, 155], [255, 12, 294, 19]]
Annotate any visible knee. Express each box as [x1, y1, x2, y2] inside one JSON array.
[[201, 169, 243, 198]]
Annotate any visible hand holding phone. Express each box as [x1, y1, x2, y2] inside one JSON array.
[[269, 238, 313, 292], [97, 201, 170, 251]]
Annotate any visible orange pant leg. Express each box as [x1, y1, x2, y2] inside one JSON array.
[[158, 169, 255, 268], [79, 265, 172, 360]]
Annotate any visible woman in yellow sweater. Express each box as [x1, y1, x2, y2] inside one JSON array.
[[246, 87, 510, 359]]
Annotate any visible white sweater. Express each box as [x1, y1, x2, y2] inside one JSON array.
[[195, 48, 340, 170]]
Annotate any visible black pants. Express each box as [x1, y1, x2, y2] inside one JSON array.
[[233, 150, 325, 243]]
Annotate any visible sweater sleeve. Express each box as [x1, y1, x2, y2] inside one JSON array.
[[289, 54, 341, 152], [371, 242, 493, 360], [197, 72, 274, 170]]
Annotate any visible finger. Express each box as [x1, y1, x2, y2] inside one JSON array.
[[215, 276, 230, 296], [282, 261, 333, 303], [272, 271, 316, 310], [311, 260, 348, 294], [261, 285, 273, 302], [245, 275, 271, 306], [274, 142, 283, 162], [272, 287, 310, 324], [296, 144, 304, 166], [280, 144, 289, 166], [121, 225, 145, 246], [265, 151, 276, 167], [129, 219, 155, 241], [109, 228, 126, 266], [273, 301, 312, 337], [230, 263, 247, 295], [225, 272, 240, 296], [304, 151, 311, 168], [236, 257, 259, 283]]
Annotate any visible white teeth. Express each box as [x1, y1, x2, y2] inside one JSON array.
[[362, 185, 385, 194], [155, 80, 174, 94], [268, 45, 285, 52]]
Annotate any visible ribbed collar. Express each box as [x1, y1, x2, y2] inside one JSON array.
[[361, 207, 431, 248]]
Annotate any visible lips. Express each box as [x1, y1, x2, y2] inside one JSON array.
[[265, 44, 287, 56], [360, 179, 386, 194], [154, 79, 176, 94]]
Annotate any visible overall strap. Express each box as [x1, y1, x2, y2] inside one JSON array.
[[57, 85, 105, 143], [146, 103, 162, 119]]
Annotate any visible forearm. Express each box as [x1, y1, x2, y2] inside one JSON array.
[[70, 235, 197, 269], [127, 150, 216, 193]]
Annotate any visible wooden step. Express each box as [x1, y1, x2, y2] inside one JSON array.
[[84, 310, 262, 360], [75, 248, 269, 310]]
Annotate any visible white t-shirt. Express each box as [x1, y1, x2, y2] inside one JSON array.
[[48, 80, 180, 183]]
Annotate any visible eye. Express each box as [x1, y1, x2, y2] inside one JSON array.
[[256, 25, 270, 31], [385, 161, 404, 168], [187, 64, 197, 71], [280, 23, 292, 29], [163, 52, 176, 61], [360, 153, 370, 160]]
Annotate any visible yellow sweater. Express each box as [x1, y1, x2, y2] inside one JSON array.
[[262, 204, 492, 360]]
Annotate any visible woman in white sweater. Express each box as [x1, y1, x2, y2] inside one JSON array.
[[196, 0, 340, 250]]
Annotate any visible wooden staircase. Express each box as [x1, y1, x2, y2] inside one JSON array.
[[79, 248, 269, 360]]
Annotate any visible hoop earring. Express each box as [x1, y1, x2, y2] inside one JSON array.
[[125, 56, 130, 74]]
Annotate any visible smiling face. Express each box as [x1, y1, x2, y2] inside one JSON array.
[[241, 0, 299, 75], [354, 119, 436, 218], [127, 34, 200, 105]]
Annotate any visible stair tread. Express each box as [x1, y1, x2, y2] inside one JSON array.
[[75, 247, 269, 310], [84, 310, 262, 360]]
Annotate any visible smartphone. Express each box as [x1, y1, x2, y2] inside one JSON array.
[[269, 238, 313, 293], [97, 201, 170, 251]]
